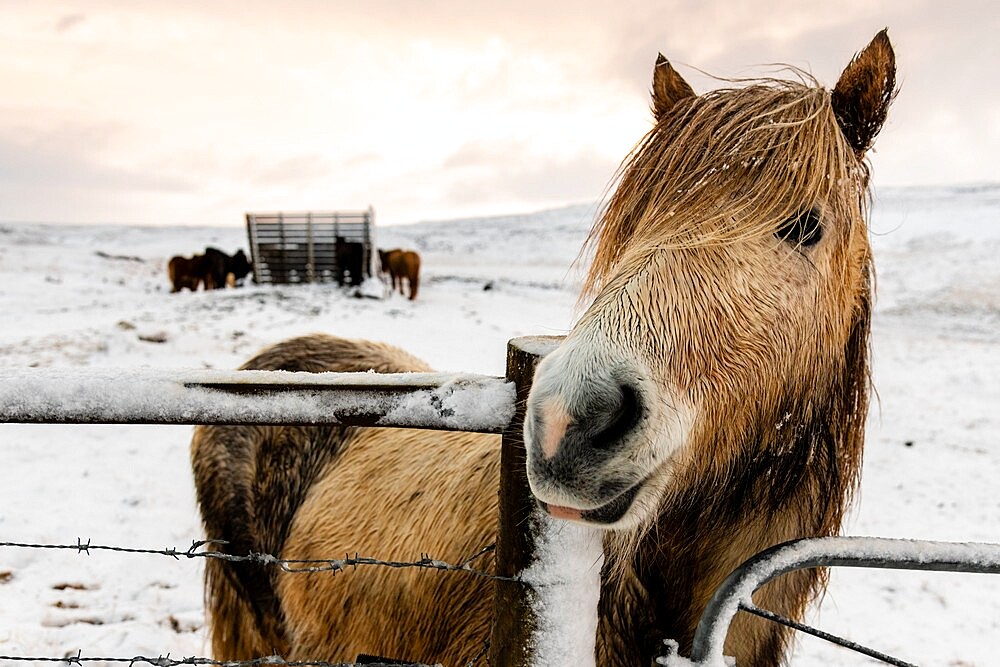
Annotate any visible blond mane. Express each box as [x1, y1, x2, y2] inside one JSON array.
[[584, 76, 869, 297]]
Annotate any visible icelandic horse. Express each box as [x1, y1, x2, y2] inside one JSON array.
[[168, 253, 207, 292], [379, 248, 422, 300], [191, 31, 895, 666], [335, 236, 366, 287]]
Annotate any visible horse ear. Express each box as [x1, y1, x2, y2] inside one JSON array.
[[832, 29, 897, 155], [651, 54, 695, 120]]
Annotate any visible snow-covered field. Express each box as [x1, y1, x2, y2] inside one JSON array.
[[1, 185, 998, 665]]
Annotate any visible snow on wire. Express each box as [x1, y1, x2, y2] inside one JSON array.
[[0, 538, 521, 582]]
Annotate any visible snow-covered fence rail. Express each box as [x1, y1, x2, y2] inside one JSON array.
[[683, 536, 1000, 667], [0, 368, 514, 432]]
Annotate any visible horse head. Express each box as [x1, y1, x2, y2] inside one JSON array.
[[524, 31, 896, 533]]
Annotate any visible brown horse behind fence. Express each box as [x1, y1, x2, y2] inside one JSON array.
[[379, 248, 421, 300], [192, 31, 895, 665]]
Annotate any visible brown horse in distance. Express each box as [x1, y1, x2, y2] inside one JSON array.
[[192, 31, 895, 666], [168, 254, 207, 292], [170, 249, 253, 292], [378, 248, 421, 300]]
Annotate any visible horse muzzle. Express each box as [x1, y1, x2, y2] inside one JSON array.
[[523, 334, 696, 529], [523, 347, 655, 527]]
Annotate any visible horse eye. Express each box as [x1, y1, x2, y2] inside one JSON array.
[[775, 208, 822, 247]]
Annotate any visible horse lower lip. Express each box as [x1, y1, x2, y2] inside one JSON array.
[[543, 503, 584, 521], [580, 482, 642, 525]]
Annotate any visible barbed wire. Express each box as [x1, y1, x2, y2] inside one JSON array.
[[737, 601, 916, 667], [0, 651, 439, 666], [0, 539, 928, 667], [0, 539, 522, 583], [3, 536, 987, 667], [0, 539, 502, 666]]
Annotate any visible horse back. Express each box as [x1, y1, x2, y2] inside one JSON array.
[[192, 334, 481, 660]]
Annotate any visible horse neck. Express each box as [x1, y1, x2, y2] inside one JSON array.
[[599, 300, 870, 663], [598, 427, 852, 663]]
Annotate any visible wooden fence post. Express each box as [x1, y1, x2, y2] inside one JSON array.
[[490, 336, 563, 666]]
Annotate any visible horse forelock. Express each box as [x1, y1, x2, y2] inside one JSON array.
[[583, 76, 872, 299]]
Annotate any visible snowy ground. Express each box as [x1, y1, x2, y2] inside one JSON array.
[[0, 186, 998, 665]]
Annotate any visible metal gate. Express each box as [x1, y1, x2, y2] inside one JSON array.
[[245, 208, 375, 285]]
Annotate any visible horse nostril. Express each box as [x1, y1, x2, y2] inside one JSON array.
[[590, 384, 642, 450]]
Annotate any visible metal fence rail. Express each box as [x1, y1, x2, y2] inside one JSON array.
[[687, 536, 1000, 666], [246, 209, 375, 285]]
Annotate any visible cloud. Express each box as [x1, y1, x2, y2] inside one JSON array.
[[0, 119, 198, 223], [54, 13, 87, 33], [1, 1, 997, 226], [441, 141, 618, 206], [0, 138, 188, 193]]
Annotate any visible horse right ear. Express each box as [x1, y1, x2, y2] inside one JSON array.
[[651, 54, 695, 121], [832, 29, 897, 156]]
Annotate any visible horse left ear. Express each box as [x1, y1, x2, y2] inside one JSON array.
[[652, 54, 695, 120], [832, 29, 897, 155]]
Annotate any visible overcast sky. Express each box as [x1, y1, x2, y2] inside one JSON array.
[[0, 1, 996, 227]]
